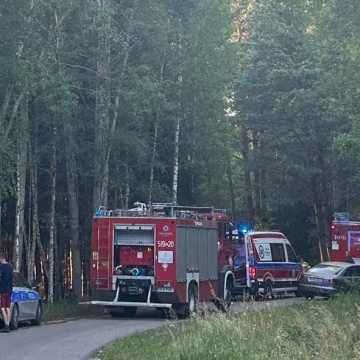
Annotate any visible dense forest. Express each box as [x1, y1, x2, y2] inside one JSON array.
[[0, 0, 359, 300]]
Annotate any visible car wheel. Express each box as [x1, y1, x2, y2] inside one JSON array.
[[31, 302, 42, 326], [10, 304, 19, 330], [303, 292, 314, 300]]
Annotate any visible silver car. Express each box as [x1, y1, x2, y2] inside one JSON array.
[[1, 272, 42, 330], [299, 261, 360, 299]]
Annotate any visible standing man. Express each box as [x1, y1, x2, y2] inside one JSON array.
[[0, 251, 13, 333]]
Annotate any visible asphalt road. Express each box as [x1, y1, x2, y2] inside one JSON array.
[[0, 297, 305, 360]]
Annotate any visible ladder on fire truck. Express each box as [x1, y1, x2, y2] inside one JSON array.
[[96, 202, 227, 220]]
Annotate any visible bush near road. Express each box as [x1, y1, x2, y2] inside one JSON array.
[[100, 295, 360, 360]]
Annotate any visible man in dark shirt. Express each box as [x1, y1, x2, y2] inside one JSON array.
[[0, 252, 13, 332]]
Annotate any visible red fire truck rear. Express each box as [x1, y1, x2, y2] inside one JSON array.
[[331, 213, 360, 263], [89, 203, 233, 317]]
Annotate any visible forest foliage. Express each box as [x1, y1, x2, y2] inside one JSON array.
[[0, 0, 359, 299]]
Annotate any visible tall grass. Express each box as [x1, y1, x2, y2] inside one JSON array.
[[100, 295, 360, 360]]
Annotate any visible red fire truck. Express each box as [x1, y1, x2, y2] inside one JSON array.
[[89, 203, 234, 317], [331, 214, 360, 262]]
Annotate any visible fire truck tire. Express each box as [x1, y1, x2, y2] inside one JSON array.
[[184, 283, 198, 318]]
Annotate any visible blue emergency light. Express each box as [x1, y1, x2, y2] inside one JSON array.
[[236, 220, 253, 236]]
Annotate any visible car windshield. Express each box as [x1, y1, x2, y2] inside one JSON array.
[[307, 264, 343, 276]]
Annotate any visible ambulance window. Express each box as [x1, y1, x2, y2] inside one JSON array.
[[270, 243, 285, 262], [286, 244, 297, 262]]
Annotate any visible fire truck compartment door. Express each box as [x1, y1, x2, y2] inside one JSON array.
[[114, 225, 154, 246]]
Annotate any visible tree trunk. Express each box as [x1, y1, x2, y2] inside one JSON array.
[[148, 119, 158, 205], [13, 100, 28, 272], [172, 115, 180, 205], [172, 18, 184, 206], [148, 58, 165, 205], [27, 145, 39, 284], [226, 159, 236, 218], [93, 0, 112, 209], [48, 125, 57, 303], [240, 126, 254, 218], [65, 128, 82, 298], [125, 165, 130, 210]]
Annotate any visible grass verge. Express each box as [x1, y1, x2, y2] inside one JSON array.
[[42, 301, 101, 322], [99, 295, 360, 360]]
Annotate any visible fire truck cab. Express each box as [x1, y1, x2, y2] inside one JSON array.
[[89, 203, 232, 317], [331, 213, 360, 263]]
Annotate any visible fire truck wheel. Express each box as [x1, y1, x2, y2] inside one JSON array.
[[184, 283, 198, 318], [263, 280, 273, 300]]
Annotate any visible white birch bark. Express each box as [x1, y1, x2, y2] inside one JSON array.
[[172, 115, 180, 205], [13, 100, 28, 272], [48, 125, 57, 303], [65, 122, 82, 298], [172, 19, 183, 205]]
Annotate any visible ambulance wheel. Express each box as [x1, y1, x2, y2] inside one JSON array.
[[263, 280, 273, 300], [223, 278, 233, 310], [184, 283, 198, 318]]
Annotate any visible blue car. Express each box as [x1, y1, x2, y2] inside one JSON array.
[[1, 272, 42, 330]]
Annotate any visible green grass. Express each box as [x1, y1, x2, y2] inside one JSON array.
[[99, 295, 360, 360], [42, 301, 100, 322]]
